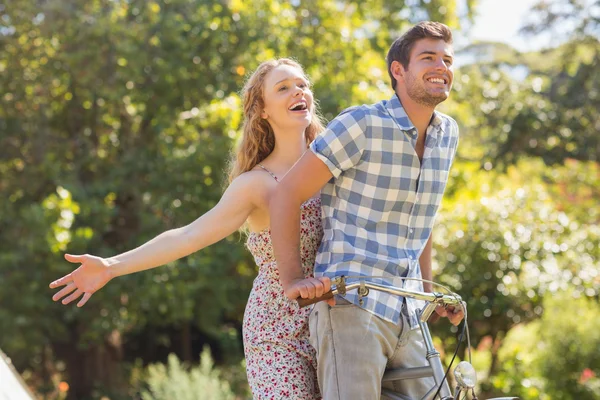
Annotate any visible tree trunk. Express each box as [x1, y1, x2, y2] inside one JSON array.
[[488, 330, 504, 378], [181, 321, 192, 362], [53, 329, 124, 400]]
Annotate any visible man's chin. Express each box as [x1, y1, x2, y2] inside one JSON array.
[[413, 94, 448, 108], [428, 91, 449, 105]]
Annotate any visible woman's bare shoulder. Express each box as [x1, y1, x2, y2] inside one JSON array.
[[228, 169, 275, 204]]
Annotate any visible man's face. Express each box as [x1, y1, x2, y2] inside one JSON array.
[[401, 38, 454, 107]]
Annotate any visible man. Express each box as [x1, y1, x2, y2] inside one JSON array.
[[270, 21, 464, 399]]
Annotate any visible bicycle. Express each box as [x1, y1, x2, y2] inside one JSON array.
[[297, 276, 519, 400]]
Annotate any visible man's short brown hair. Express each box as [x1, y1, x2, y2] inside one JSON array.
[[386, 21, 453, 90]]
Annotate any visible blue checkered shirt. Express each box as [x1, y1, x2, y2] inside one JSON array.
[[310, 94, 459, 326]]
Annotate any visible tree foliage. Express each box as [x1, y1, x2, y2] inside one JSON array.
[[2, 0, 598, 398], [0, 0, 473, 398], [494, 291, 600, 400]]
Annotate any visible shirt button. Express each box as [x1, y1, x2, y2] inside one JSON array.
[[410, 228, 414, 233], [415, 196, 420, 202]]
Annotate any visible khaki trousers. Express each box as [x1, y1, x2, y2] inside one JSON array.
[[309, 298, 435, 399]]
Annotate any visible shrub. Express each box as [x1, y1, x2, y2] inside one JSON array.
[[141, 347, 236, 400]]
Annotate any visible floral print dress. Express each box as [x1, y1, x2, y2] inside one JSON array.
[[243, 166, 323, 400]]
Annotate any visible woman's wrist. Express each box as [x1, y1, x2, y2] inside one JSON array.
[[104, 257, 122, 279]]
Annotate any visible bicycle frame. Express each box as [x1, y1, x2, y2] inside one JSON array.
[[298, 277, 519, 400]]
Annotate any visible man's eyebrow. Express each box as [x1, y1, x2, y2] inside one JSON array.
[[417, 50, 454, 59]]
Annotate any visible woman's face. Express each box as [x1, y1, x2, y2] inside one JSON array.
[[261, 65, 314, 133]]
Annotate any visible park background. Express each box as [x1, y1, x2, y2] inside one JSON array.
[[1, 0, 599, 399]]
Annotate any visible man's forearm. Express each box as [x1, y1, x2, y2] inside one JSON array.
[[270, 189, 306, 289], [419, 235, 434, 292]]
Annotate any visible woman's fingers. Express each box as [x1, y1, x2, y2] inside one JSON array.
[[49, 274, 73, 289], [52, 282, 77, 301], [61, 289, 84, 305], [50, 254, 96, 307], [77, 292, 93, 308], [64, 253, 86, 263], [50, 254, 87, 289]]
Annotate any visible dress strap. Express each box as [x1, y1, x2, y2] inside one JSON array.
[[257, 164, 279, 182]]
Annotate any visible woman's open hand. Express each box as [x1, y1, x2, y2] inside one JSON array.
[[49, 254, 114, 307]]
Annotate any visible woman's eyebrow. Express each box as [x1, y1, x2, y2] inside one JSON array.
[[274, 77, 306, 85]]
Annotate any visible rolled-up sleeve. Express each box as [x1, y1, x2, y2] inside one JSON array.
[[310, 107, 367, 178]]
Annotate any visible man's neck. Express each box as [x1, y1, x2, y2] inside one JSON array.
[[396, 91, 435, 137]]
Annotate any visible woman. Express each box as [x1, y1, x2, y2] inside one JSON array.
[[49, 58, 327, 399]]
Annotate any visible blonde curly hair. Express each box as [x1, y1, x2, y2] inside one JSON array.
[[228, 58, 325, 182]]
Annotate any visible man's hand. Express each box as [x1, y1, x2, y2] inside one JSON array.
[[282, 276, 335, 306], [424, 281, 465, 326], [434, 304, 465, 326]]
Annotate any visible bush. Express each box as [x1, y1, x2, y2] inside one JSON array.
[[495, 291, 600, 399], [141, 347, 236, 400]]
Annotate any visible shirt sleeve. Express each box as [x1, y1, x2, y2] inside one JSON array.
[[309, 106, 367, 178], [448, 117, 459, 168]]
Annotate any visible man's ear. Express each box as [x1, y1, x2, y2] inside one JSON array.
[[390, 60, 406, 84]]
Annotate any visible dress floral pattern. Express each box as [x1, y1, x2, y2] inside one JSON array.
[[243, 196, 323, 400]]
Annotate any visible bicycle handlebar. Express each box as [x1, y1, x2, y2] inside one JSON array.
[[296, 278, 463, 310]]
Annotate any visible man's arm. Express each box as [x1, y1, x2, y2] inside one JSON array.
[[420, 231, 464, 325], [270, 151, 334, 301], [419, 235, 434, 293]]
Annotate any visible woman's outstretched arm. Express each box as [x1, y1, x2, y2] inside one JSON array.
[[49, 174, 261, 307]]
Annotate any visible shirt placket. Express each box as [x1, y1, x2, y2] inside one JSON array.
[[405, 125, 440, 267]]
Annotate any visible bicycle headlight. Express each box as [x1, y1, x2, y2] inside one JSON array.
[[453, 361, 477, 388]]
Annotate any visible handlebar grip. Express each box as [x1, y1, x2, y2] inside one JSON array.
[[297, 291, 334, 308]]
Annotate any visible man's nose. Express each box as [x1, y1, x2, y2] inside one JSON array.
[[434, 57, 449, 71]]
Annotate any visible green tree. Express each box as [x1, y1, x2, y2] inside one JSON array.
[[432, 158, 600, 393], [495, 291, 600, 400], [448, 0, 600, 166]]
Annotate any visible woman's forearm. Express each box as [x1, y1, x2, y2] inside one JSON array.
[[107, 227, 198, 278]]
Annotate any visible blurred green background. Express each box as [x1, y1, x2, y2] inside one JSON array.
[[1, 0, 598, 399]]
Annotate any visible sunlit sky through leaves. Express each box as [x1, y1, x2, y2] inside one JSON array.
[[465, 0, 553, 51]]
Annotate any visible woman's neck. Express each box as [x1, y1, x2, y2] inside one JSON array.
[[265, 127, 308, 170]]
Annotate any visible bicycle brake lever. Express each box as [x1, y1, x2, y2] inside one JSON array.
[[419, 292, 445, 322]]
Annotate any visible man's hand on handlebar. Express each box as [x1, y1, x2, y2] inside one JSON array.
[[435, 304, 464, 326], [283, 276, 335, 306]]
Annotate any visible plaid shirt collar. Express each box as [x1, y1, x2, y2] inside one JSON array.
[[385, 93, 446, 143]]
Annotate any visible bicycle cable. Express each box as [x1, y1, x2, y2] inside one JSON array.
[[431, 313, 467, 400]]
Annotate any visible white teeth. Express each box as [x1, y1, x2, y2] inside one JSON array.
[[428, 78, 445, 84], [288, 101, 307, 111]]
